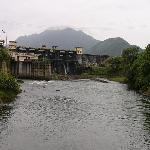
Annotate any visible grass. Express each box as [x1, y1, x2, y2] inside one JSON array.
[[0, 73, 21, 104], [0, 90, 19, 103], [108, 76, 127, 83]]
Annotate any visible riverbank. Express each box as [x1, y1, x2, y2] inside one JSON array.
[[0, 73, 20, 104], [140, 89, 150, 97], [51, 74, 150, 96], [0, 90, 19, 104], [50, 74, 127, 83]]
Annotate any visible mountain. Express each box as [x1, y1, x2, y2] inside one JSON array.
[[87, 37, 133, 56], [16, 28, 99, 51], [16, 28, 139, 56]]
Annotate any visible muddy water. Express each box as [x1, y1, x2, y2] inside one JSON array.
[[0, 80, 150, 150]]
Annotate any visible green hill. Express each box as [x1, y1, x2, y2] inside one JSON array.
[[87, 37, 133, 56]]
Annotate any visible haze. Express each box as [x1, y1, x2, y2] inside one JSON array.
[[0, 0, 150, 48]]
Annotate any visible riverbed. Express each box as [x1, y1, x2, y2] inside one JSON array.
[[0, 80, 150, 150]]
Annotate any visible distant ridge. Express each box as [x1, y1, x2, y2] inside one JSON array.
[[16, 27, 139, 56], [16, 28, 99, 51], [87, 37, 134, 56]]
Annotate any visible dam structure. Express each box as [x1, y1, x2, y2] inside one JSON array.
[[8, 41, 109, 80]]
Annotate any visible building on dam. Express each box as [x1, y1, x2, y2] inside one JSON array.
[[8, 41, 109, 80]]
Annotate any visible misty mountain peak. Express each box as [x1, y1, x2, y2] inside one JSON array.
[[16, 27, 138, 56], [16, 27, 98, 50]]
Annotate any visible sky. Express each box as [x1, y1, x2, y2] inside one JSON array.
[[0, 0, 150, 48]]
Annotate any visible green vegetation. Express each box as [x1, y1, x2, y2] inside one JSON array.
[[0, 73, 20, 92], [0, 48, 10, 62], [80, 65, 127, 83], [51, 73, 69, 80], [0, 73, 20, 103], [127, 45, 150, 94], [0, 48, 20, 103], [108, 76, 127, 83], [88, 37, 133, 56], [83, 45, 150, 95]]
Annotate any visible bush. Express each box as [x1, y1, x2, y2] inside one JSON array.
[[0, 73, 20, 94], [127, 46, 150, 92], [89, 67, 108, 76], [0, 48, 10, 62], [104, 56, 124, 76]]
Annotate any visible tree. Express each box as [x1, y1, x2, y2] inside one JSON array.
[[105, 56, 123, 75], [122, 47, 139, 75], [122, 47, 139, 64], [127, 45, 150, 92]]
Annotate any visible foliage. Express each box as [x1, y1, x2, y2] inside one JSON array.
[[127, 45, 150, 92], [91, 45, 150, 94], [0, 73, 20, 94], [121, 47, 140, 74], [108, 76, 127, 83], [0, 48, 10, 62], [104, 56, 123, 76], [89, 67, 108, 76], [0, 48, 20, 102], [122, 46, 139, 64], [79, 45, 150, 94], [0, 90, 19, 103]]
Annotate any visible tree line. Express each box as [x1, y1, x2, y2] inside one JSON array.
[[104, 44, 150, 94]]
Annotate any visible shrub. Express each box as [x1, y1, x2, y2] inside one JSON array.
[[0, 73, 20, 94], [0, 48, 10, 62], [127, 46, 150, 92]]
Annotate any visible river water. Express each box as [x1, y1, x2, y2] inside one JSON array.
[[0, 79, 150, 150]]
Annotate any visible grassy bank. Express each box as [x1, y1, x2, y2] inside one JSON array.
[[0, 48, 20, 103], [50, 71, 150, 96], [0, 90, 19, 103], [108, 76, 127, 83], [0, 73, 20, 104], [50, 70, 127, 84], [79, 66, 127, 83]]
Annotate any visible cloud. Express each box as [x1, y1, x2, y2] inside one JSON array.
[[0, 0, 150, 48]]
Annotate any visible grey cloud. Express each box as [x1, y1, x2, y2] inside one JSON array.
[[0, 0, 150, 48]]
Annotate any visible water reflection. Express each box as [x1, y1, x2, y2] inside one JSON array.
[[0, 105, 12, 122], [0, 104, 13, 149], [140, 97, 150, 131], [137, 96, 150, 147]]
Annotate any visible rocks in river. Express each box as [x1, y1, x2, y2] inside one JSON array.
[[92, 78, 109, 83], [17, 79, 24, 83]]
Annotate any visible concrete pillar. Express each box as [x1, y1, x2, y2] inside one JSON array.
[[1, 61, 8, 73], [19, 62, 23, 76]]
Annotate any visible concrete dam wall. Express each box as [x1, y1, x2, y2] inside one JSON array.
[[11, 61, 52, 80]]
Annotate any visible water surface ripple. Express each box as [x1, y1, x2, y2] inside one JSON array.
[[0, 80, 150, 150]]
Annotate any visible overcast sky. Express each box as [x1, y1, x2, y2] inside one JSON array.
[[0, 0, 150, 48]]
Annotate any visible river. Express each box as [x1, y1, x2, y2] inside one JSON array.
[[0, 79, 150, 150]]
